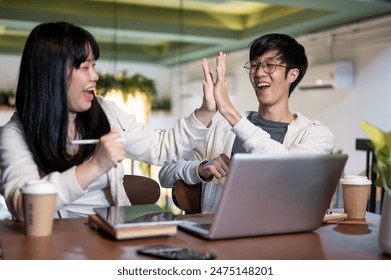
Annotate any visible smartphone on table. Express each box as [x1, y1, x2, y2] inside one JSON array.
[[137, 246, 216, 260]]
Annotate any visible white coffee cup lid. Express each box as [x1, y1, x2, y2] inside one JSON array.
[[20, 180, 58, 195], [340, 175, 372, 185]]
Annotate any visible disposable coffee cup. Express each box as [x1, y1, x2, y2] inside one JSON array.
[[21, 181, 58, 237], [340, 175, 371, 219]]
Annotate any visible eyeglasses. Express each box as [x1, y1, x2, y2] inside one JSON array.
[[243, 59, 291, 74]]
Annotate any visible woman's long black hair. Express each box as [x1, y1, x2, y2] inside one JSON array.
[[15, 22, 111, 173]]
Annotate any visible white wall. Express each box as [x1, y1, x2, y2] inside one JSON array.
[[290, 41, 391, 176], [0, 54, 19, 91], [0, 54, 20, 125]]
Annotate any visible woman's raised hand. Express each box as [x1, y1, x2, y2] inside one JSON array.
[[202, 52, 241, 126]]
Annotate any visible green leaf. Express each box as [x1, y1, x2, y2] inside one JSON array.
[[360, 120, 391, 192], [359, 120, 385, 150], [384, 132, 391, 153]]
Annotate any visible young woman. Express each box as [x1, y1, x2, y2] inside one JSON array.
[[0, 21, 217, 219]]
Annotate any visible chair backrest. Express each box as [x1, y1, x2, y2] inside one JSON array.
[[356, 138, 385, 214], [172, 180, 202, 214], [123, 175, 161, 205]]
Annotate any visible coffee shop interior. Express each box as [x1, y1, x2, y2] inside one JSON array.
[[1, 0, 391, 220]]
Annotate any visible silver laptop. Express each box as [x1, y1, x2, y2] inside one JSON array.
[[179, 153, 348, 240]]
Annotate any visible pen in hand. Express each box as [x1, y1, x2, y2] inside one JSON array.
[[70, 138, 126, 145]]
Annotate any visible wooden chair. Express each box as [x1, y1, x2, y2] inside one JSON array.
[[355, 138, 385, 213], [172, 180, 202, 214], [123, 175, 161, 205]]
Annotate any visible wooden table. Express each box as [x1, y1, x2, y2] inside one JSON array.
[[0, 211, 389, 260]]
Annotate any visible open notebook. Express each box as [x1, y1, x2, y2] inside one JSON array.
[[179, 153, 348, 240]]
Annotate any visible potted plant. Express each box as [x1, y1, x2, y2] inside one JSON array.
[[151, 96, 171, 112], [96, 71, 158, 113], [0, 90, 16, 107], [360, 120, 391, 255]]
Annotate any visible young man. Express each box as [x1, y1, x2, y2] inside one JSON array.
[[159, 33, 335, 213]]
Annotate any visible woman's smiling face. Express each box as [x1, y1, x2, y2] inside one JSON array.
[[67, 46, 99, 114]]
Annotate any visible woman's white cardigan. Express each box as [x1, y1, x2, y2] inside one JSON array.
[[0, 96, 210, 220]]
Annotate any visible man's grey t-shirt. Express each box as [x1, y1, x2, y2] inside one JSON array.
[[231, 112, 289, 155]]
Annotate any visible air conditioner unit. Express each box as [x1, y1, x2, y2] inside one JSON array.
[[299, 61, 354, 90]]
